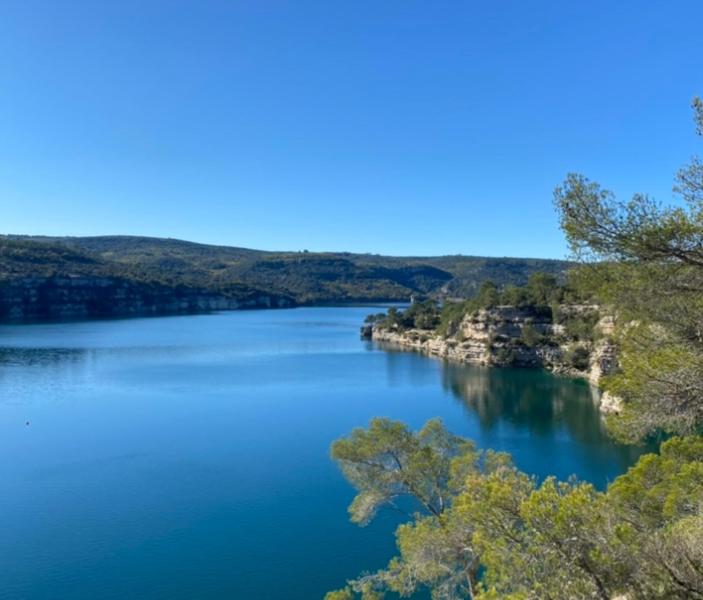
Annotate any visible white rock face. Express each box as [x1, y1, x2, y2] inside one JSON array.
[[373, 327, 491, 364], [599, 391, 624, 415], [588, 338, 619, 384], [374, 306, 564, 368], [372, 304, 622, 416]]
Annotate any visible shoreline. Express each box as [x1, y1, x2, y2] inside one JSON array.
[[367, 320, 622, 416]]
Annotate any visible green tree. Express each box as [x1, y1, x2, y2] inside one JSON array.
[[331, 418, 475, 523], [525, 272, 560, 305], [328, 420, 703, 600], [520, 322, 542, 347], [500, 284, 529, 306], [475, 281, 500, 308], [563, 345, 591, 370], [554, 97, 703, 441]]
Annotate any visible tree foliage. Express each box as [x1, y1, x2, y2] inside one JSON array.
[[327, 419, 703, 600], [331, 418, 475, 524], [373, 272, 594, 344], [554, 97, 703, 441]]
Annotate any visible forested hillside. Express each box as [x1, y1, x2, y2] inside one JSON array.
[[0, 238, 293, 320], [2, 234, 570, 306]]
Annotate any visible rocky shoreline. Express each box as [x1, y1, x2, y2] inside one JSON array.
[[363, 305, 622, 415]]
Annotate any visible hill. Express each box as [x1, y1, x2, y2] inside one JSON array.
[[0, 235, 571, 320], [0, 237, 292, 321]]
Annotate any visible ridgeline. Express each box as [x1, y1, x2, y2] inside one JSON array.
[[0, 235, 569, 322]]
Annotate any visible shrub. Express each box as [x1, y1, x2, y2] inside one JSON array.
[[564, 345, 591, 370], [557, 308, 600, 341], [495, 345, 516, 365], [521, 323, 543, 347]]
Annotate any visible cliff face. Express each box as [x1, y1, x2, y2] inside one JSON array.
[[369, 305, 618, 388], [0, 276, 294, 322]]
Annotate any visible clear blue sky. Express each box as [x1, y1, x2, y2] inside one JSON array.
[[1, 1, 701, 258]]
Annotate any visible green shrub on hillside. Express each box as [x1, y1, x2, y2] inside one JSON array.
[[555, 307, 600, 341], [520, 322, 543, 347], [564, 345, 591, 370]]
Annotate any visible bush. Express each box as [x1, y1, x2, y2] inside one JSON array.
[[557, 308, 600, 341], [437, 301, 468, 336], [374, 301, 440, 331], [521, 323, 543, 347], [564, 345, 591, 370], [495, 345, 516, 365]]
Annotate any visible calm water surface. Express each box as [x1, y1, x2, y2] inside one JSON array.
[[0, 307, 646, 599]]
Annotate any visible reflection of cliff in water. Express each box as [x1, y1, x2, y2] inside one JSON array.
[[440, 361, 596, 435], [439, 361, 652, 463]]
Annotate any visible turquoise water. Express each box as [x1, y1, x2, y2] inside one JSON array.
[[0, 307, 645, 599]]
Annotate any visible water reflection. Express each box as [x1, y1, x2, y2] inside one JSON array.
[[375, 343, 650, 476], [441, 362, 597, 435], [372, 343, 443, 387], [438, 360, 650, 467]]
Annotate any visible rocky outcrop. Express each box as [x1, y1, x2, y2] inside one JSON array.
[[0, 275, 294, 322], [368, 305, 620, 413], [599, 391, 624, 415], [588, 337, 618, 384]]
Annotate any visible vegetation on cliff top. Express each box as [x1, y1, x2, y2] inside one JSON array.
[[0, 237, 113, 278], [366, 272, 599, 346]]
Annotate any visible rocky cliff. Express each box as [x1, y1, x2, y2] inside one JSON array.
[[366, 305, 620, 409], [0, 275, 294, 322]]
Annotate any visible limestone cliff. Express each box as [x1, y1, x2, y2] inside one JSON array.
[[366, 305, 620, 411]]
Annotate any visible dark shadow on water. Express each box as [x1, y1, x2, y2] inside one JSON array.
[[374, 342, 653, 479], [439, 359, 654, 472], [441, 361, 596, 436]]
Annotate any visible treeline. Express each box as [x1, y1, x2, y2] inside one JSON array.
[[0, 237, 113, 278], [366, 271, 598, 343], [3, 234, 570, 306], [0, 238, 292, 320]]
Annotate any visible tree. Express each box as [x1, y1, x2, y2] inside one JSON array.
[[525, 272, 560, 305], [520, 322, 542, 347], [475, 281, 500, 308], [328, 420, 703, 600], [330, 418, 475, 523], [403, 300, 441, 330], [554, 97, 703, 441], [500, 284, 529, 306]]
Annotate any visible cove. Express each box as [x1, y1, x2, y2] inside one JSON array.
[[0, 307, 647, 599]]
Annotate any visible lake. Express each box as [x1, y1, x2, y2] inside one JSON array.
[[0, 307, 646, 599]]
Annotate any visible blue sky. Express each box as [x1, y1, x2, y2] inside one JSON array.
[[1, 1, 701, 258]]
